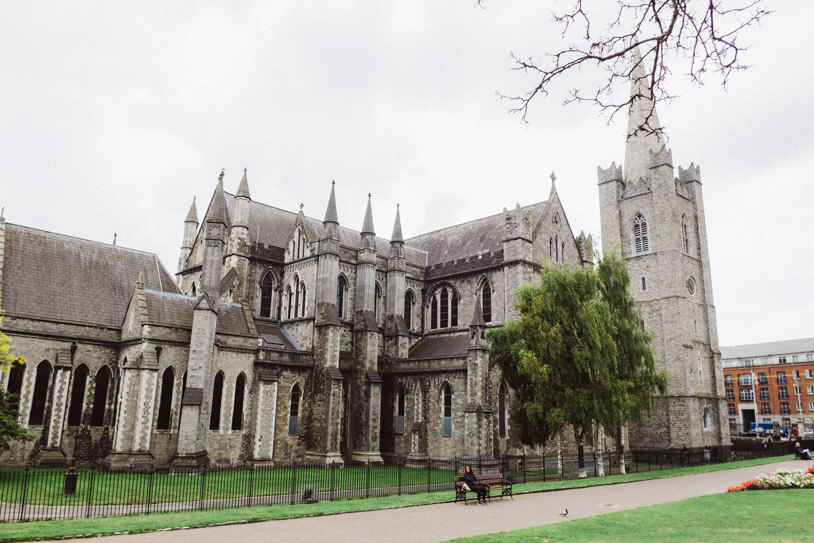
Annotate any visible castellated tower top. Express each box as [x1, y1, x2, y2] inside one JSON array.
[[624, 47, 666, 184]]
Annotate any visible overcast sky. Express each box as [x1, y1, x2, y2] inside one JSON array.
[[2, 1, 812, 348]]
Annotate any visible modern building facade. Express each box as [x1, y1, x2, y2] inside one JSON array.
[[721, 337, 814, 435]]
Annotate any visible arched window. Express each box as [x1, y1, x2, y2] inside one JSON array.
[[209, 371, 224, 430], [293, 276, 301, 318], [374, 283, 383, 325], [703, 407, 711, 429], [404, 290, 414, 330], [682, 214, 690, 255], [481, 280, 492, 323], [429, 285, 459, 330], [441, 383, 452, 437], [299, 280, 307, 317], [633, 213, 649, 254], [191, 283, 197, 297], [260, 271, 275, 319], [555, 234, 560, 262], [231, 374, 246, 431], [67, 364, 89, 426], [156, 367, 175, 430], [284, 285, 292, 320], [549, 237, 553, 261], [28, 361, 52, 426], [642, 277, 647, 291], [337, 275, 347, 319], [395, 385, 406, 434], [288, 384, 301, 436], [6, 360, 25, 413], [178, 371, 187, 430], [498, 382, 508, 438], [91, 366, 111, 427]]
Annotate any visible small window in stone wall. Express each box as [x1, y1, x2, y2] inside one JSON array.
[[90, 365, 111, 427], [67, 365, 89, 426], [209, 372, 224, 431], [441, 383, 452, 437], [156, 367, 175, 430], [481, 281, 492, 323], [231, 374, 245, 431], [703, 407, 710, 429], [28, 361, 52, 426], [404, 291, 414, 330], [6, 360, 25, 414], [289, 384, 301, 436]]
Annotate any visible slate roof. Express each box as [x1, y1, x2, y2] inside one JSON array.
[[143, 291, 252, 336], [408, 333, 469, 360], [2, 223, 179, 328], [255, 321, 301, 350], [405, 201, 547, 267], [720, 337, 814, 360], [218, 193, 428, 267]]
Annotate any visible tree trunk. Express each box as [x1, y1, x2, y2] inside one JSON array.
[[616, 421, 626, 475], [575, 427, 587, 478]]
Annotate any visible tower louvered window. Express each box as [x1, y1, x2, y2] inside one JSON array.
[[634, 213, 649, 254]]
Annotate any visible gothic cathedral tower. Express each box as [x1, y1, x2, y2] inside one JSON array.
[[598, 50, 730, 449]]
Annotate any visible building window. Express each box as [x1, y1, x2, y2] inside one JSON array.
[[294, 276, 301, 318], [289, 384, 301, 436], [793, 384, 801, 397], [681, 214, 690, 254], [231, 374, 245, 431], [66, 365, 89, 426], [499, 383, 508, 438], [429, 286, 459, 330], [758, 373, 768, 385], [792, 355, 799, 363], [806, 369, 813, 379], [779, 387, 789, 400], [796, 401, 803, 412], [724, 375, 733, 387], [284, 285, 292, 319], [778, 356, 787, 364], [178, 372, 187, 430], [156, 367, 175, 430], [90, 366, 111, 427], [336, 275, 348, 319], [441, 383, 452, 437], [6, 360, 25, 413], [209, 371, 224, 431], [780, 403, 790, 415], [375, 283, 383, 325], [793, 370, 800, 380], [737, 373, 753, 386], [395, 385, 405, 435], [633, 213, 649, 254], [703, 407, 710, 429], [481, 280, 492, 323], [782, 417, 791, 427], [807, 385, 814, 395], [727, 404, 736, 415], [641, 277, 647, 291], [404, 290, 414, 330], [725, 390, 734, 401], [808, 401, 814, 411], [260, 271, 275, 319], [760, 388, 769, 400], [761, 403, 771, 414], [777, 372, 787, 385], [739, 389, 754, 401], [729, 418, 738, 431], [28, 361, 52, 426]]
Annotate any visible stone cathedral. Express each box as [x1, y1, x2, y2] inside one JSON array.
[[0, 59, 729, 468]]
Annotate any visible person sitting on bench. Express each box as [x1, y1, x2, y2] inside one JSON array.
[[794, 441, 812, 460], [463, 465, 490, 505]]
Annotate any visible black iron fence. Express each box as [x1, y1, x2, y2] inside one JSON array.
[[0, 440, 803, 523]]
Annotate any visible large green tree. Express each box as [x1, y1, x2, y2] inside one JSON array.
[[0, 301, 33, 452], [490, 258, 665, 477], [596, 254, 667, 473]]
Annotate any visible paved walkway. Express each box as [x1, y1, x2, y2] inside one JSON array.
[[46, 460, 806, 543]]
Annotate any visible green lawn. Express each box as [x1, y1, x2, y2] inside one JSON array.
[[449, 490, 814, 542], [0, 456, 792, 542], [0, 464, 455, 506]]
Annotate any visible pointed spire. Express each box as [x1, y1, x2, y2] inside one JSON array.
[[361, 193, 375, 235], [207, 171, 227, 225], [236, 168, 251, 199], [324, 181, 338, 224], [185, 196, 198, 223], [391, 204, 403, 243], [624, 46, 665, 183], [470, 296, 486, 327]]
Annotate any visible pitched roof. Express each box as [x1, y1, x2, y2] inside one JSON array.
[[408, 333, 469, 360], [2, 223, 179, 327], [142, 290, 253, 336], [405, 202, 547, 267], [720, 337, 814, 360]]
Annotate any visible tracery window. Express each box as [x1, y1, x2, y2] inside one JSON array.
[[259, 271, 275, 319], [480, 280, 492, 323], [634, 213, 649, 254], [428, 285, 459, 330]]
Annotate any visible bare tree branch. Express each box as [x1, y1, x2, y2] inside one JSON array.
[[483, 0, 772, 130]]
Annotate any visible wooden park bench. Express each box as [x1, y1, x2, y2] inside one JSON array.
[[453, 473, 513, 504]]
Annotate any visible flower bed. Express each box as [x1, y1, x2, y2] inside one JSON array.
[[728, 466, 814, 491]]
